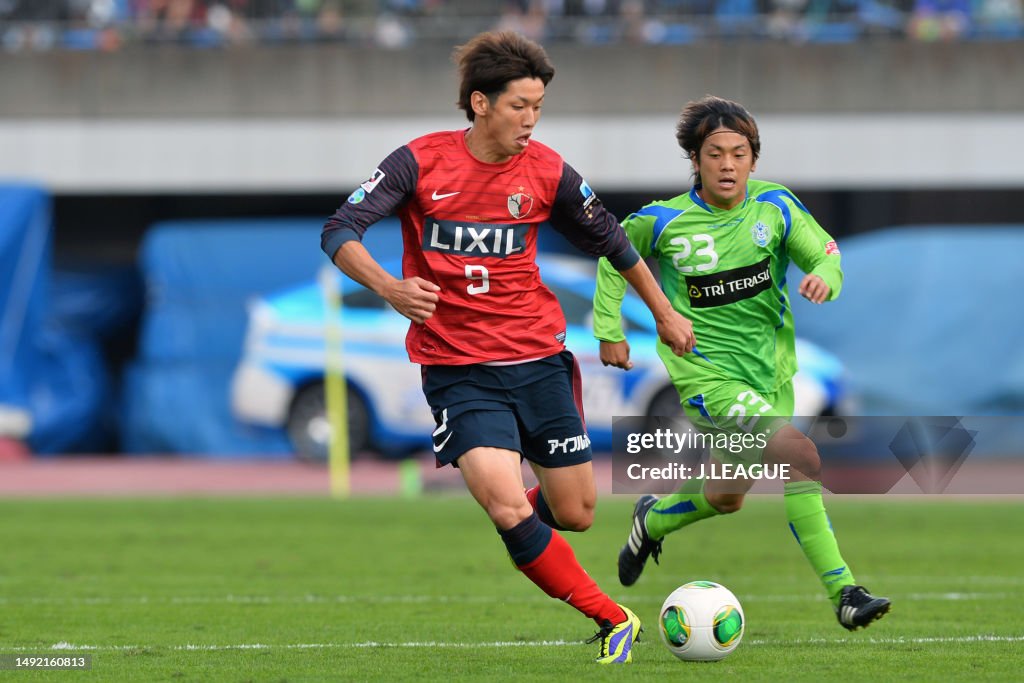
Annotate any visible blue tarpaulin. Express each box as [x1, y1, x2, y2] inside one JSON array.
[[790, 226, 1024, 457], [0, 183, 110, 453], [122, 217, 404, 456], [791, 225, 1024, 416]]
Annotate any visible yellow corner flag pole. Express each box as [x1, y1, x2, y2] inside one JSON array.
[[319, 266, 350, 499]]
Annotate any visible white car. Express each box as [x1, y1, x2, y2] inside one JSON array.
[[231, 255, 846, 461]]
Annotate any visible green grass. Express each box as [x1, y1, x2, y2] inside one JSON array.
[[0, 495, 1022, 681]]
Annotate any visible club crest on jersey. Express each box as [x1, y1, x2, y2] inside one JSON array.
[[751, 221, 771, 247], [507, 192, 534, 219], [825, 240, 840, 255]]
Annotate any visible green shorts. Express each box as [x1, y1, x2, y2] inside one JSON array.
[[679, 379, 794, 465]]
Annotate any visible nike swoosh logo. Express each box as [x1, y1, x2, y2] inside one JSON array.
[[433, 432, 453, 453], [431, 190, 460, 201]]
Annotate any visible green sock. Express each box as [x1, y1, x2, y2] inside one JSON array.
[[784, 481, 855, 605], [644, 479, 720, 540]]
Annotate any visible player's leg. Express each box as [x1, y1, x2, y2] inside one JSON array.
[[519, 351, 597, 532], [669, 383, 866, 609], [457, 445, 637, 662], [456, 436, 622, 626], [644, 462, 756, 538], [510, 351, 641, 662], [765, 419, 891, 629], [526, 459, 641, 662], [618, 385, 758, 585], [526, 460, 596, 532], [425, 360, 638, 662], [767, 424, 853, 597], [457, 446, 532, 527], [619, 463, 755, 586]]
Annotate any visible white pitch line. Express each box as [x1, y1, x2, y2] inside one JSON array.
[[7, 574, 1022, 586], [37, 640, 580, 652], [744, 635, 1024, 646], [8, 634, 1021, 653], [0, 592, 1013, 606]]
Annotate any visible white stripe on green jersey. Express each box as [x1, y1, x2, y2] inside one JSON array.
[[593, 180, 843, 397]]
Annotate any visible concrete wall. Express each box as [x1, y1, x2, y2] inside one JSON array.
[[6, 114, 1024, 193], [4, 40, 1023, 117], [3, 40, 1023, 191]]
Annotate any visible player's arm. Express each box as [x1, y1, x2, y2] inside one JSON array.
[[617, 258, 694, 357], [320, 147, 439, 324], [333, 242, 439, 324], [779, 191, 843, 304], [549, 162, 694, 358], [593, 212, 657, 370]]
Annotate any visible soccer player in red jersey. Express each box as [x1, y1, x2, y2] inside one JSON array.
[[321, 31, 694, 663]]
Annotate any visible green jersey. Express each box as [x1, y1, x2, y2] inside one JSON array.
[[593, 180, 843, 398]]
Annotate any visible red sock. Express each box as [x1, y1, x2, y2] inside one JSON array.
[[525, 485, 541, 510], [523, 485, 564, 530], [518, 530, 625, 626]]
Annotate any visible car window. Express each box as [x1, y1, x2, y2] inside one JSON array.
[[547, 281, 646, 334], [547, 283, 592, 326]]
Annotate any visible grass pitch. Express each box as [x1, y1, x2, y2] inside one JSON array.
[[1, 495, 1022, 681]]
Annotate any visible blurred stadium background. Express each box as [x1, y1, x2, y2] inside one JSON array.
[[1, 0, 1023, 470]]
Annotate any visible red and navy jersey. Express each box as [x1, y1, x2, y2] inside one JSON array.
[[322, 129, 639, 365]]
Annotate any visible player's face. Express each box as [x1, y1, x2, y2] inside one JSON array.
[[693, 128, 756, 210], [466, 77, 545, 163]]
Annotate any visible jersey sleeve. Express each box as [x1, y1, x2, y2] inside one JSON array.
[[592, 210, 657, 343], [320, 145, 418, 260], [782, 191, 843, 300], [549, 161, 640, 271]]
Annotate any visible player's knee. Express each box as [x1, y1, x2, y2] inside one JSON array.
[[766, 429, 822, 481], [552, 501, 594, 531], [789, 438, 821, 480], [708, 492, 745, 514], [486, 500, 534, 531]]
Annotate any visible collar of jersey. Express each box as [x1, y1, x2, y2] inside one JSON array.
[[689, 185, 749, 214]]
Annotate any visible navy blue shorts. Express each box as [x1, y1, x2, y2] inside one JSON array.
[[421, 350, 593, 469]]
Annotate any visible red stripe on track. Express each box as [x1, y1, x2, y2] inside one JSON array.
[[0, 457, 621, 497]]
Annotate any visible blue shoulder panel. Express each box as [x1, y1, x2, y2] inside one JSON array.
[[755, 189, 807, 246], [630, 205, 686, 251]]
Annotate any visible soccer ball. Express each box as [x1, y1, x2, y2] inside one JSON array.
[[658, 580, 745, 661]]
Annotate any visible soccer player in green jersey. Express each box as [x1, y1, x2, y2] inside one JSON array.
[[593, 95, 891, 631]]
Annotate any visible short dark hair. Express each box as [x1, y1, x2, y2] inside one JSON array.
[[675, 95, 761, 163], [453, 31, 555, 122]]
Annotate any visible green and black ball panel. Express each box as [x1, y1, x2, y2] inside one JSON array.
[[660, 605, 691, 647], [713, 605, 743, 647]]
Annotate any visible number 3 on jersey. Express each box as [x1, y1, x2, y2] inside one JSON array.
[[465, 264, 489, 295]]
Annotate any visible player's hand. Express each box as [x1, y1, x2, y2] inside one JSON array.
[[655, 310, 696, 356], [383, 277, 440, 324], [600, 340, 633, 370], [798, 274, 830, 304]]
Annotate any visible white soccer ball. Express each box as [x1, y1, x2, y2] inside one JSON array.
[[658, 580, 745, 661]]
